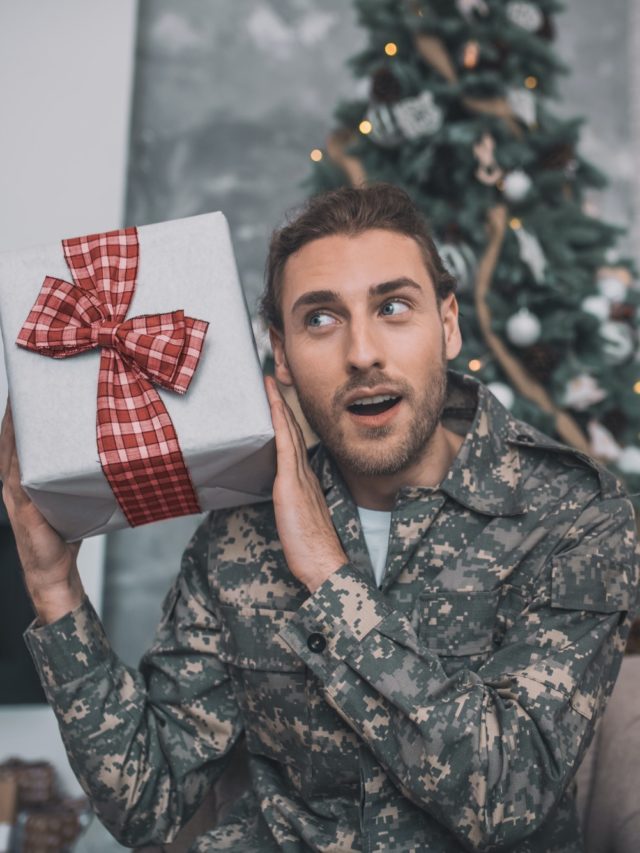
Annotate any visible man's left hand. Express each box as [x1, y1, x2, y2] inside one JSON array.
[[265, 376, 347, 593]]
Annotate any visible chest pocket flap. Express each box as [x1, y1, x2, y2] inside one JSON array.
[[218, 604, 305, 671], [418, 589, 501, 656]]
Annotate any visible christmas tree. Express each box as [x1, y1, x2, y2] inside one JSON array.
[[306, 0, 640, 508]]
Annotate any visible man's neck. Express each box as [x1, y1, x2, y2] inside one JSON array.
[[340, 425, 465, 511]]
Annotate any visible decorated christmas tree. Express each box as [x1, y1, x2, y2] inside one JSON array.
[[307, 0, 640, 508]]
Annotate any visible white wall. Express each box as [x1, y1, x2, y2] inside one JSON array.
[[0, 0, 137, 807]]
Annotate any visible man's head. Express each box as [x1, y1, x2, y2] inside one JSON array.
[[261, 184, 456, 332], [261, 183, 462, 485]]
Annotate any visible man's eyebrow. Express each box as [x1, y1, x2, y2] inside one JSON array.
[[368, 277, 423, 298], [291, 289, 342, 314], [290, 278, 424, 315]]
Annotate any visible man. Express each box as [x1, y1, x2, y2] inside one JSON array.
[[1, 184, 638, 852]]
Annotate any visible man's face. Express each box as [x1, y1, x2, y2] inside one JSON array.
[[270, 229, 462, 479]]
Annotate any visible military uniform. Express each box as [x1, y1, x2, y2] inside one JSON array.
[[25, 371, 639, 852]]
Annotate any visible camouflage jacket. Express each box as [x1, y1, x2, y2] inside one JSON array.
[[25, 370, 639, 852]]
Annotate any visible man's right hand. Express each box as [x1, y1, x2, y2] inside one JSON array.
[[0, 398, 84, 624]]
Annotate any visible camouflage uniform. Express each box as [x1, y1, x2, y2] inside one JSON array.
[[25, 370, 639, 852]]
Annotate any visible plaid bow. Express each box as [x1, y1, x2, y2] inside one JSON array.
[[17, 227, 208, 528]]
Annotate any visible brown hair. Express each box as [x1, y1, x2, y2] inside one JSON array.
[[260, 183, 457, 331]]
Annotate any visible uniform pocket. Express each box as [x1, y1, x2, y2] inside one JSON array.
[[417, 589, 501, 662], [218, 605, 309, 768]]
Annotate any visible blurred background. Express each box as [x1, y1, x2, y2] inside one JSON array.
[[0, 1, 639, 850]]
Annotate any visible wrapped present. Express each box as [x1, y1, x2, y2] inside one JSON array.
[[0, 213, 275, 540]]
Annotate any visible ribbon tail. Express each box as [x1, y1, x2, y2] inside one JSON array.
[[96, 350, 201, 526]]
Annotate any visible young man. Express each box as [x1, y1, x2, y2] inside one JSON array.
[[1, 184, 637, 852]]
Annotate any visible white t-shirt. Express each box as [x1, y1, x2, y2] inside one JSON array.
[[357, 506, 392, 588]]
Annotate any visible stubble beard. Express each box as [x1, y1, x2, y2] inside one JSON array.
[[292, 338, 449, 479]]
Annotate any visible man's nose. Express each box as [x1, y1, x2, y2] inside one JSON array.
[[345, 319, 384, 372]]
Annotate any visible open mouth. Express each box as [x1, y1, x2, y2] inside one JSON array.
[[347, 394, 402, 417]]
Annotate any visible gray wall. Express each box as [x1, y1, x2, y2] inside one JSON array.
[[105, 0, 636, 665]]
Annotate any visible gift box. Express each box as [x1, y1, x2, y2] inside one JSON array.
[[0, 213, 275, 541]]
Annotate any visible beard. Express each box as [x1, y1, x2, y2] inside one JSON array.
[[291, 334, 449, 478]]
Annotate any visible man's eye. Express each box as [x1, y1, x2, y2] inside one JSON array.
[[306, 311, 336, 328], [380, 299, 410, 316]]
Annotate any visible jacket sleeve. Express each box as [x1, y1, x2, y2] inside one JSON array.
[[23, 512, 242, 847], [278, 492, 639, 851]]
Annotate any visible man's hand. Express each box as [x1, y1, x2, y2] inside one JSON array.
[[265, 376, 347, 593], [0, 399, 84, 623]]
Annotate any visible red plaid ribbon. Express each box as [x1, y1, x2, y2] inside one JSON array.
[[16, 227, 208, 527]]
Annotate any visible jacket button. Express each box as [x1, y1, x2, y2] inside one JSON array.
[[515, 433, 535, 443], [307, 632, 326, 653]]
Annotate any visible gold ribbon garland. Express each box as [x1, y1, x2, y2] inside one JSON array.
[[474, 206, 592, 454]]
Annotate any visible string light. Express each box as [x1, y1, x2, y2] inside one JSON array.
[[524, 76, 538, 89], [359, 119, 373, 135], [310, 149, 323, 162], [385, 42, 398, 56], [509, 217, 522, 230], [468, 359, 483, 372], [634, 380, 640, 394], [462, 41, 480, 69]]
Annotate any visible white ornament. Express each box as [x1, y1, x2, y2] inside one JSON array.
[[581, 295, 611, 322], [587, 420, 621, 462], [597, 275, 627, 303], [506, 307, 541, 346], [514, 228, 547, 283], [506, 1, 544, 32], [563, 374, 608, 411], [393, 91, 443, 139], [617, 446, 640, 474], [502, 170, 532, 202], [605, 248, 620, 264], [487, 382, 515, 410], [436, 241, 476, 293], [365, 104, 403, 148], [507, 88, 537, 127], [456, 0, 489, 18], [599, 320, 634, 364]]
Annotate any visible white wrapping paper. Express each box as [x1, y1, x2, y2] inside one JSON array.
[[0, 212, 275, 541]]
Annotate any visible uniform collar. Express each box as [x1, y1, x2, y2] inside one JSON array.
[[312, 369, 528, 518]]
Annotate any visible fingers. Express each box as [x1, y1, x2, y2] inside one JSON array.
[[265, 376, 309, 478]]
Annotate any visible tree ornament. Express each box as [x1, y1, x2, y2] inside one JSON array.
[[506, 1, 544, 32], [436, 241, 476, 293], [364, 103, 403, 147], [610, 303, 636, 322], [514, 228, 547, 282], [487, 381, 515, 410], [393, 90, 443, 139], [581, 294, 611, 322], [563, 374, 608, 410], [371, 67, 402, 104], [617, 446, 640, 474], [587, 420, 621, 462], [507, 87, 537, 127], [597, 274, 628, 303], [502, 170, 532, 202], [456, 0, 489, 18], [505, 307, 541, 346], [461, 40, 481, 69], [473, 133, 504, 185], [599, 320, 635, 364]]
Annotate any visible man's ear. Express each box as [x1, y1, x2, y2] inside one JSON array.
[[269, 326, 294, 386], [441, 293, 463, 361]]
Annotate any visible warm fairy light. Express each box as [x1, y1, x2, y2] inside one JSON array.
[[359, 119, 373, 135], [634, 380, 640, 394], [524, 76, 538, 89], [310, 149, 323, 162], [468, 359, 483, 372], [462, 41, 480, 69], [385, 42, 398, 56], [509, 217, 522, 230]]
